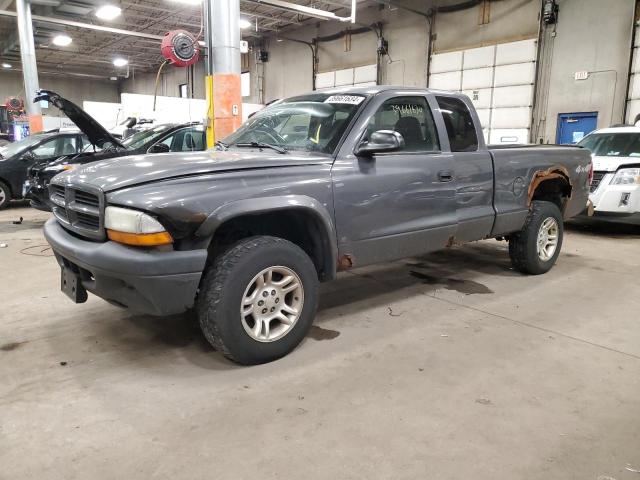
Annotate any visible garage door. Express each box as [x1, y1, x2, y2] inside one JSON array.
[[315, 64, 377, 90], [627, 23, 640, 124], [428, 38, 537, 145]]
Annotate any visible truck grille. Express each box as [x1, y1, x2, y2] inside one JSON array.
[[590, 171, 607, 193], [49, 183, 105, 241]]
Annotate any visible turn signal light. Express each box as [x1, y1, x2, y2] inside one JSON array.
[[107, 229, 173, 247]]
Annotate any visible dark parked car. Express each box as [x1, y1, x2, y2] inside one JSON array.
[[26, 90, 206, 211], [0, 129, 89, 209], [44, 86, 592, 365]]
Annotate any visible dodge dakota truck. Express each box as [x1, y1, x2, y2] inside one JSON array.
[[44, 86, 592, 364]]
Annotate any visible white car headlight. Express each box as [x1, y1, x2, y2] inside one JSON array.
[[104, 206, 172, 246], [611, 168, 640, 186], [45, 163, 79, 173]]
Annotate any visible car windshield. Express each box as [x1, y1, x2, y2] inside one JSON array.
[[0, 133, 50, 158], [223, 93, 367, 154], [578, 132, 640, 157], [121, 125, 172, 150]]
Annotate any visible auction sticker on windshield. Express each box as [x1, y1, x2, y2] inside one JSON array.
[[324, 95, 365, 105]]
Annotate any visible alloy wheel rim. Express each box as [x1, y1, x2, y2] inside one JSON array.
[[537, 217, 559, 261], [240, 266, 304, 342], [0, 187, 5, 204]]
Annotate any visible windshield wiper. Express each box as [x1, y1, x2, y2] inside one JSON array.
[[234, 141, 286, 154], [215, 140, 228, 150]]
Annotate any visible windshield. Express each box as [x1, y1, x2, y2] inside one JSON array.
[[122, 125, 172, 150], [578, 132, 640, 157], [223, 93, 367, 154], [0, 134, 49, 158]]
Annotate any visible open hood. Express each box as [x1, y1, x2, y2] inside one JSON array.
[[34, 90, 125, 150]]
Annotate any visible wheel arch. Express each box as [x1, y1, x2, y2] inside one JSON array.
[[528, 166, 572, 213], [196, 195, 338, 281]]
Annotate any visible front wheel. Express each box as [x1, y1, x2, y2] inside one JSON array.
[[0, 181, 10, 210], [509, 200, 564, 275], [196, 236, 319, 365]]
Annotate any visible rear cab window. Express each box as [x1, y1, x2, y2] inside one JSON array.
[[435, 96, 479, 152]]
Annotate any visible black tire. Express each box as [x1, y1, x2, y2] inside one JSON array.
[[0, 181, 10, 210], [509, 200, 564, 275], [196, 235, 319, 365]]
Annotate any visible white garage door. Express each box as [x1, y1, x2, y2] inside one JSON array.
[[315, 64, 377, 90], [429, 38, 537, 144], [627, 24, 640, 124]]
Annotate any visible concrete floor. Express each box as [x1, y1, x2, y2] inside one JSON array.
[[1, 203, 639, 480]]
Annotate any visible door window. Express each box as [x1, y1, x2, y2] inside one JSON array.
[[157, 127, 205, 152], [30, 138, 60, 159], [435, 96, 479, 152], [367, 96, 439, 152]]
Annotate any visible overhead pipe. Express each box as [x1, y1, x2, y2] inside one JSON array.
[[245, 0, 356, 23], [15, 0, 42, 133]]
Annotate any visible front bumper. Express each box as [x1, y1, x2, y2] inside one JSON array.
[[590, 181, 640, 216], [23, 179, 52, 211], [44, 218, 208, 316]]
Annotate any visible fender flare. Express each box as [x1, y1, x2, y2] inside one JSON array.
[[195, 194, 338, 280]]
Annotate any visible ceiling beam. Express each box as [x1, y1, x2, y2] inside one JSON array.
[[0, 9, 165, 40]]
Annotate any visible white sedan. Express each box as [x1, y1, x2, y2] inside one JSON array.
[[578, 126, 640, 224]]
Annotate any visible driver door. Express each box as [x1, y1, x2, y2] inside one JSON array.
[[331, 94, 457, 266]]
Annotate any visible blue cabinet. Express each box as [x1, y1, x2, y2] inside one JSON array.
[[556, 112, 598, 144]]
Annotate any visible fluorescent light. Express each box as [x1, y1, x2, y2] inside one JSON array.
[[167, 0, 202, 4], [239, 18, 252, 29], [113, 57, 128, 67], [1, 63, 11, 69], [52, 34, 72, 47], [96, 4, 122, 20]]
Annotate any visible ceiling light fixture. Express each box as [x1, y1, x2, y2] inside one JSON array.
[[239, 18, 252, 29], [113, 57, 128, 67], [52, 34, 72, 47], [96, 4, 122, 20], [2, 63, 11, 68]]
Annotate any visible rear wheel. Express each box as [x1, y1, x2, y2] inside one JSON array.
[[509, 200, 564, 275], [197, 235, 319, 365], [0, 181, 11, 210]]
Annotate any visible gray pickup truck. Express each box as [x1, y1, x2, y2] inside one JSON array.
[[44, 86, 592, 364]]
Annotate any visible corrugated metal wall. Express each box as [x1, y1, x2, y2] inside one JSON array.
[[429, 38, 537, 144], [627, 23, 640, 124], [315, 64, 378, 90]]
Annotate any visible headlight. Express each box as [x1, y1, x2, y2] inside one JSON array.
[[104, 206, 173, 246], [611, 168, 640, 186], [45, 163, 79, 173]]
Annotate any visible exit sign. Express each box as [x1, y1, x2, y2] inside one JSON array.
[[574, 71, 589, 81]]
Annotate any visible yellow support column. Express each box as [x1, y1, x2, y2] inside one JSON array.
[[205, 74, 215, 148]]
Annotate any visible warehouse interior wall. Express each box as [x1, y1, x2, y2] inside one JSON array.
[[432, 0, 539, 53], [535, 0, 636, 143], [0, 70, 119, 118], [120, 61, 207, 100], [1, 0, 635, 144]]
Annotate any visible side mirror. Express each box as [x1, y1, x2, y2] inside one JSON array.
[[148, 143, 170, 154], [21, 151, 35, 161], [354, 130, 405, 157]]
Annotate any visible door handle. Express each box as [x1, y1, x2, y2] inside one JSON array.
[[438, 170, 454, 182]]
